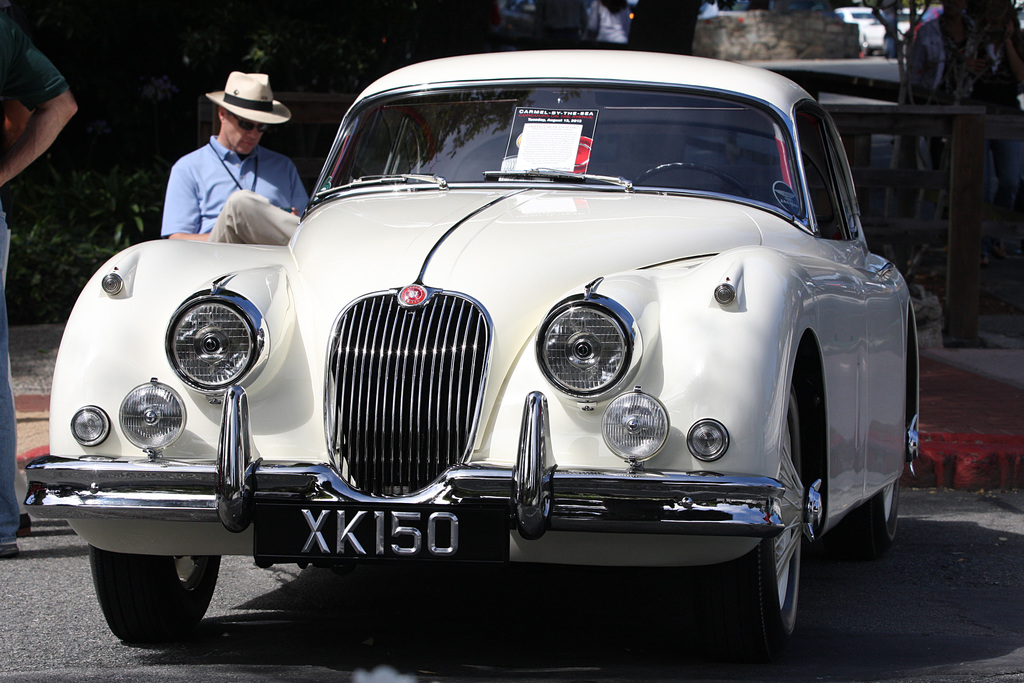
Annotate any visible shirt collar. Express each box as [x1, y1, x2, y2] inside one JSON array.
[[207, 136, 260, 162]]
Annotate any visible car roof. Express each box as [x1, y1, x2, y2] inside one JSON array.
[[356, 50, 812, 115]]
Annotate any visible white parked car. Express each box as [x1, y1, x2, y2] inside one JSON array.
[[835, 6, 887, 55], [27, 50, 919, 662]]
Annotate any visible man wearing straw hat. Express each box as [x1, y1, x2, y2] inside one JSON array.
[[161, 71, 308, 245]]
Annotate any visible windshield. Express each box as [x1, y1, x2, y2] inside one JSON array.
[[319, 85, 801, 215]]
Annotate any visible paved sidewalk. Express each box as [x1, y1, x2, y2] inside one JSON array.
[[11, 324, 62, 466]]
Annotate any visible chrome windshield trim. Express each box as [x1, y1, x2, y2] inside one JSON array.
[[311, 78, 806, 221]]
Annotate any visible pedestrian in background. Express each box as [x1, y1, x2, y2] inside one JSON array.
[[585, 0, 631, 44], [0, 11, 77, 559], [161, 72, 307, 245], [536, 0, 589, 42], [910, 0, 1024, 264]]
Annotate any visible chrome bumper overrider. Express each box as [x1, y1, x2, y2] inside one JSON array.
[[26, 389, 797, 540]]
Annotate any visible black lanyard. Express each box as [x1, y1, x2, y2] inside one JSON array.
[[210, 143, 258, 192]]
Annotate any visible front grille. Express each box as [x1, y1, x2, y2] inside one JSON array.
[[326, 291, 491, 496]]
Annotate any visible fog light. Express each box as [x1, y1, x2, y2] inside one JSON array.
[[119, 380, 186, 451], [71, 406, 110, 447], [602, 389, 669, 463], [687, 419, 729, 461]]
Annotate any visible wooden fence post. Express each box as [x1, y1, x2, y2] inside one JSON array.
[[945, 111, 985, 340]]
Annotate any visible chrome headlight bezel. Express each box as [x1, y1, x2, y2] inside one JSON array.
[[165, 291, 266, 393], [537, 295, 635, 399]]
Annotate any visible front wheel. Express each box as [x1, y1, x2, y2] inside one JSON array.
[[89, 546, 220, 642], [693, 389, 802, 662]]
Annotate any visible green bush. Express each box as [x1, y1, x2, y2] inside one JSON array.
[[6, 162, 167, 325]]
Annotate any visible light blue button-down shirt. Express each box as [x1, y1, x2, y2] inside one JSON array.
[[161, 136, 308, 237]]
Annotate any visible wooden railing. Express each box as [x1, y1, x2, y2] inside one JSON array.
[[826, 104, 1024, 340]]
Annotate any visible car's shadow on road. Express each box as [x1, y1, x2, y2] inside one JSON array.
[[129, 509, 1024, 680]]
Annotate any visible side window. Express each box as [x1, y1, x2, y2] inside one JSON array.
[[796, 109, 848, 240]]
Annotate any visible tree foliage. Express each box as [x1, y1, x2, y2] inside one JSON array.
[[16, 0, 476, 170]]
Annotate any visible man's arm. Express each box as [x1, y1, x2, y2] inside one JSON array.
[[0, 89, 76, 187], [161, 160, 208, 239]]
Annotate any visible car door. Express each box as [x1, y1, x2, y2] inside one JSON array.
[[795, 103, 869, 517], [796, 103, 906, 513], [815, 110, 907, 496]]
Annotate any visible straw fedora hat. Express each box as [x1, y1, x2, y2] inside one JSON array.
[[206, 72, 291, 125]]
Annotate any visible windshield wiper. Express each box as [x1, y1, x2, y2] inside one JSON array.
[[483, 168, 633, 193], [315, 173, 449, 198]]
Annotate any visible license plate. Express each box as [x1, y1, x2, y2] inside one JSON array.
[[253, 503, 510, 563]]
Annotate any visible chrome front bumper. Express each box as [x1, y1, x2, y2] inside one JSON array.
[[26, 389, 797, 540]]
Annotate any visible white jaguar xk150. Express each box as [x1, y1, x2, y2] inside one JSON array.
[[27, 50, 919, 661]]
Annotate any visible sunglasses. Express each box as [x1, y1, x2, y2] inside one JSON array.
[[228, 111, 271, 133]]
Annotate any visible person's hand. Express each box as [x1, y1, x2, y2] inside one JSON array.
[[966, 55, 989, 74]]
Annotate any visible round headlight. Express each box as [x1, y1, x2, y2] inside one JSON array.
[[602, 390, 669, 462], [71, 406, 110, 447], [687, 419, 730, 461], [168, 298, 258, 390], [539, 305, 631, 396], [119, 381, 186, 451]]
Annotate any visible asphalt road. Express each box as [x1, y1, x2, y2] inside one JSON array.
[[2, 487, 1024, 682]]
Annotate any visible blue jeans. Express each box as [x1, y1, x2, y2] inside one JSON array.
[[0, 209, 16, 545]]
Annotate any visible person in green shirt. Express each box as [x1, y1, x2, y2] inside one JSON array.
[[0, 11, 76, 559]]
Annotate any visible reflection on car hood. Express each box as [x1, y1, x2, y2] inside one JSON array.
[[295, 189, 765, 310], [303, 188, 774, 440], [293, 188, 770, 382]]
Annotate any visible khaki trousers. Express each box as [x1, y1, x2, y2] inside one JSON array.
[[209, 190, 300, 245]]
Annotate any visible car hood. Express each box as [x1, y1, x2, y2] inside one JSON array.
[[294, 188, 766, 319], [292, 189, 770, 416], [292, 188, 765, 395]]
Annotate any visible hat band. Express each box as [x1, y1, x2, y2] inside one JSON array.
[[223, 93, 274, 113]]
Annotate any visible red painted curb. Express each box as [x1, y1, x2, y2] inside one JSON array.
[[15, 394, 49, 413], [17, 445, 49, 467], [902, 432, 1024, 490], [924, 433, 1024, 446]]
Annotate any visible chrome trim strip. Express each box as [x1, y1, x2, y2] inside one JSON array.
[[24, 455, 219, 520], [26, 459, 785, 538], [217, 386, 256, 532], [416, 190, 527, 284], [547, 470, 783, 536], [906, 412, 920, 463], [512, 392, 555, 540]]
